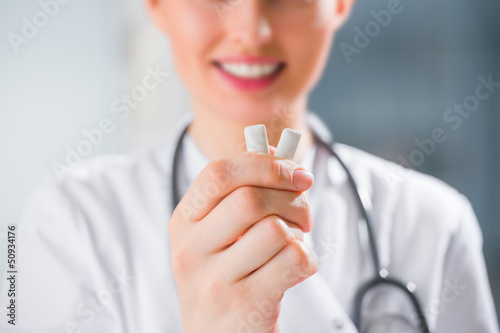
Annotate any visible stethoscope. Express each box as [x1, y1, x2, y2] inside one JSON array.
[[170, 121, 430, 333]]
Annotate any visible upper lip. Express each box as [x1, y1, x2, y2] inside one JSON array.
[[213, 55, 285, 65]]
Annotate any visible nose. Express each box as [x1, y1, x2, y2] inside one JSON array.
[[222, 1, 273, 48]]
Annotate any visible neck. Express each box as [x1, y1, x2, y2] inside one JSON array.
[[186, 98, 314, 164]]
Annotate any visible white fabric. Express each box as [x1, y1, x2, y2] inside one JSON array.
[[0, 112, 498, 333]]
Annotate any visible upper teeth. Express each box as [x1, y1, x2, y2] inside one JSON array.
[[219, 63, 281, 79]]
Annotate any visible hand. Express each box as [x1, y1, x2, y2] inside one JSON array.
[[169, 150, 318, 333]]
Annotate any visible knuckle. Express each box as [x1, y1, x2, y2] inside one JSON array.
[[170, 241, 194, 273], [291, 193, 313, 231], [269, 158, 282, 178], [239, 278, 257, 300], [201, 277, 225, 300], [301, 195, 313, 225], [287, 242, 306, 268], [233, 186, 263, 213], [262, 216, 293, 245], [207, 158, 232, 192], [287, 240, 318, 276], [293, 193, 308, 210], [207, 158, 227, 175], [268, 158, 293, 183], [201, 278, 221, 296], [307, 253, 319, 276], [292, 228, 305, 242]]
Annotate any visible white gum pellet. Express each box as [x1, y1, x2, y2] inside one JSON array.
[[244, 124, 270, 154], [274, 128, 301, 160]]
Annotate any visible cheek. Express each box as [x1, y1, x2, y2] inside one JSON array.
[[281, 26, 334, 94], [166, 8, 221, 90]]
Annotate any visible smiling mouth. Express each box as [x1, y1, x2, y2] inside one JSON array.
[[212, 61, 286, 80]]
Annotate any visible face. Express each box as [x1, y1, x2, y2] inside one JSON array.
[[147, 0, 354, 123]]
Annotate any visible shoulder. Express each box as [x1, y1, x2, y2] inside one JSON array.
[[62, 140, 171, 184], [23, 113, 191, 229], [48, 114, 193, 199], [332, 142, 473, 236], [26, 140, 174, 220]]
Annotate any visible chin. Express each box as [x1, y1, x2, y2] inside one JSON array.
[[212, 97, 291, 125]]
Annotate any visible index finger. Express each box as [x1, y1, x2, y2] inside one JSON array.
[[175, 151, 314, 222]]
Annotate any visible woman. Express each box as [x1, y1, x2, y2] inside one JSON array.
[[2, 0, 497, 332]]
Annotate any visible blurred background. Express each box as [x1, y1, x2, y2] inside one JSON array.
[[0, 0, 498, 322]]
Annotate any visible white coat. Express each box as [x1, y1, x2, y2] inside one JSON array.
[[0, 112, 498, 333]]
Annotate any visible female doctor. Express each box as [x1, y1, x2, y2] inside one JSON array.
[[2, 0, 498, 332]]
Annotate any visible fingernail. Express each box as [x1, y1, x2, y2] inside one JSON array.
[[292, 169, 314, 191]]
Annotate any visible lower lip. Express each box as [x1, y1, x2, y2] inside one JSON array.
[[214, 63, 285, 91]]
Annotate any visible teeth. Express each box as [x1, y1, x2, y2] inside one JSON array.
[[219, 62, 281, 79]]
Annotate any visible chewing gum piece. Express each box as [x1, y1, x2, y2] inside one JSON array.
[[244, 124, 270, 154], [274, 128, 301, 160]]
